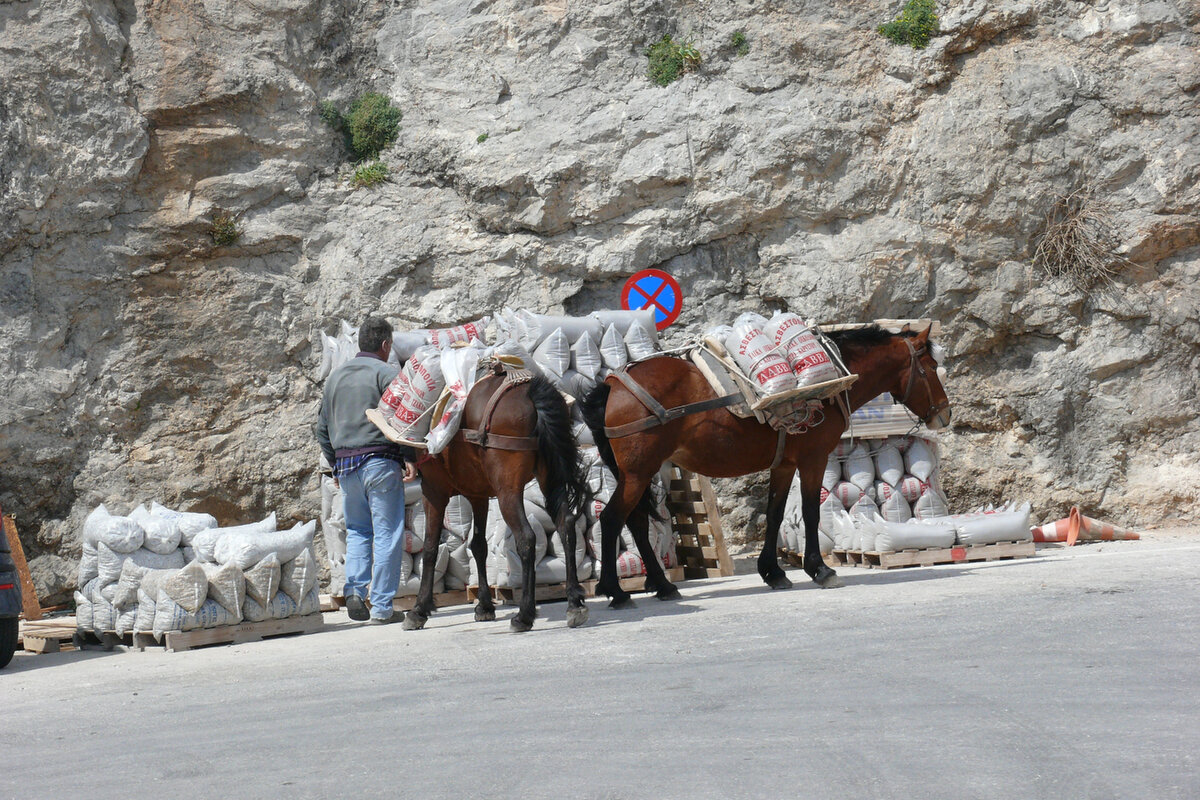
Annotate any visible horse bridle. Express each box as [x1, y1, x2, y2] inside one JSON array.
[[896, 337, 950, 426]]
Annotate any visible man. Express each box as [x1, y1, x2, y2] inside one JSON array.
[[315, 317, 417, 623]]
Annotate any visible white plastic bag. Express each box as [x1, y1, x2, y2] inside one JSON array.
[[532, 327, 571, 379], [873, 441, 905, 486], [193, 513, 277, 563], [391, 345, 445, 439], [82, 505, 144, 553], [954, 504, 1033, 545], [590, 309, 657, 339], [427, 341, 485, 454], [842, 442, 875, 492], [599, 324, 629, 371], [571, 331, 603, 380], [149, 502, 217, 544], [904, 437, 938, 481], [214, 520, 316, 570], [624, 323, 659, 362]]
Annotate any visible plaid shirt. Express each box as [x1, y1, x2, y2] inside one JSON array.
[[332, 448, 409, 479]]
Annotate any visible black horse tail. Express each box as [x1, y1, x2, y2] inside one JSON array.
[[528, 376, 589, 523], [580, 380, 661, 521]]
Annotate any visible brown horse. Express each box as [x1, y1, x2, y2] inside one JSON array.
[[581, 325, 951, 608], [402, 366, 590, 632]]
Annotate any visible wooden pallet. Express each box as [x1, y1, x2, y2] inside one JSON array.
[[132, 613, 324, 653], [831, 540, 1036, 570], [392, 589, 472, 612], [17, 617, 77, 654], [668, 467, 734, 579]]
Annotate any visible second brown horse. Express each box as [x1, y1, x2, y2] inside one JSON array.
[[581, 325, 951, 609]]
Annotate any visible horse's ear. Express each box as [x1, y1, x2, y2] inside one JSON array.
[[914, 325, 932, 344]]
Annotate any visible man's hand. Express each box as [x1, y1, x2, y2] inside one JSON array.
[[403, 461, 418, 482], [332, 477, 340, 490]]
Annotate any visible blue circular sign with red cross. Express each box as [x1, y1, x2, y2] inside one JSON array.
[[621, 269, 683, 331]]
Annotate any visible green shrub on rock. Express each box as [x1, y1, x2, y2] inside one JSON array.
[[350, 161, 389, 189], [647, 35, 701, 86], [210, 211, 241, 247], [878, 0, 939, 50], [319, 93, 402, 161]]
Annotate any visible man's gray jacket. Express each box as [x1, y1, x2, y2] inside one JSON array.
[[315, 353, 413, 467]]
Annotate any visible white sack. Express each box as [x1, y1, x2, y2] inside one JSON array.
[[879, 491, 913, 524], [161, 561, 209, 614], [427, 341, 485, 454], [532, 327, 571, 379], [590, 309, 657, 339], [765, 312, 840, 386], [128, 504, 183, 554], [83, 505, 144, 553], [244, 553, 281, 606], [149, 501, 218, 545], [832, 481, 862, 508], [842, 442, 876, 492], [97, 543, 186, 585], [134, 588, 156, 632], [913, 487, 949, 520], [724, 316, 794, 395], [74, 592, 93, 632], [624, 323, 659, 362], [954, 504, 1033, 545], [571, 331, 603, 380], [518, 312, 603, 349], [870, 517, 957, 552], [280, 548, 318, 605], [428, 318, 489, 348], [874, 441, 905, 486], [822, 454, 841, 491], [904, 438, 938, 481], [214, 520, 316, 570], [193, 513, 277, 563], [391, 345, 445, 440], [200, 561, 246, 616], [898, 475, 924, 504], [599, 324, 629, 371], [78, 541, 99, 587]]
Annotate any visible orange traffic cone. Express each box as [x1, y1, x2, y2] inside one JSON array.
[[1031, 506, 1139, 545]]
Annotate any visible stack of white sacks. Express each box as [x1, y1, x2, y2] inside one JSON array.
[[780, 432, 1032, 554], [74, 503, 320, 640]]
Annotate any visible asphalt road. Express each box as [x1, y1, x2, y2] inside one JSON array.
[[3, 533, 1198, 800]]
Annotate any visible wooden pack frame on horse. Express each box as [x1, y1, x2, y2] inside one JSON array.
[[580, 323, 952, 611]]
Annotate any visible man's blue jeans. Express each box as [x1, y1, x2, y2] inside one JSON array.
[[340, 457, 406, 619]]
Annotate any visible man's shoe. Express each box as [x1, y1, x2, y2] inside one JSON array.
[[345, 595, 369, 621], [369, 612, 398, 625]]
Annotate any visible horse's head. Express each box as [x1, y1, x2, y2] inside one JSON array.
[[892, 327, 951, 430]]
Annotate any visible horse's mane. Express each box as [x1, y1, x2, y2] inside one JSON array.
[[826, 324, 917, 352]]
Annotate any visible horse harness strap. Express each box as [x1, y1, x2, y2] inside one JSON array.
[[770, 429, 787, 469], [459, 365, 540, 451], [603, 369, 743, 439], [897, 338, 950, 426]]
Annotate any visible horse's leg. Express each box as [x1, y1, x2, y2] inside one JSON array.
[[757, 465, 795, 590], [561, 511, 589, 628], [467, 497, 496, 621], [799, 461, 843, 589], [403, 486, 449, 630], [497, 492, 539, 632], [596, 472, 654, 609], [626, 501, 681, 601]]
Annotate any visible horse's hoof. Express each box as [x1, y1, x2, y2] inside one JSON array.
[[766, 573, 793, 591], [474, 605, 497, 622], [608, 595, 637, 610], [566, 605, 589, 628], [510, 615, 535, 633], [816, 572, 844, 589], [656, 585, 682, 601], [402, 611, 427, 631]]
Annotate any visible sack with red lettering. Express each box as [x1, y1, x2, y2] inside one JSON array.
[[765, 312, 839, 386], [391, 345, 445, 440], [426, 342, 485, 454], [377, 370, 410, 419], [429, 318, 489, 348], [724, 313, 795, 395]]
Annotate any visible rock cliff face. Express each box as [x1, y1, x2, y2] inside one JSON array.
[[2, 0, 1198, 602]]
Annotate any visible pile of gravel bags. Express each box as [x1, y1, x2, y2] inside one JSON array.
[[75, 502, 319, 640]]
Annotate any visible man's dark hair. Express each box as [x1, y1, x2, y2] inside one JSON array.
[[358, 316, 393, 353]]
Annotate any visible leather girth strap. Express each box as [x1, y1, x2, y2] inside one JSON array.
[[603, 368, 743, 439], [459, 369, 540, 451]]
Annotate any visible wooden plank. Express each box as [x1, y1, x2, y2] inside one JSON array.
[[22, 635, 60, 654], [391, 589, 472, 612], [3, 514, 41, 621], [691, 473, 734, 577], [144, 614, 325, 653]]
